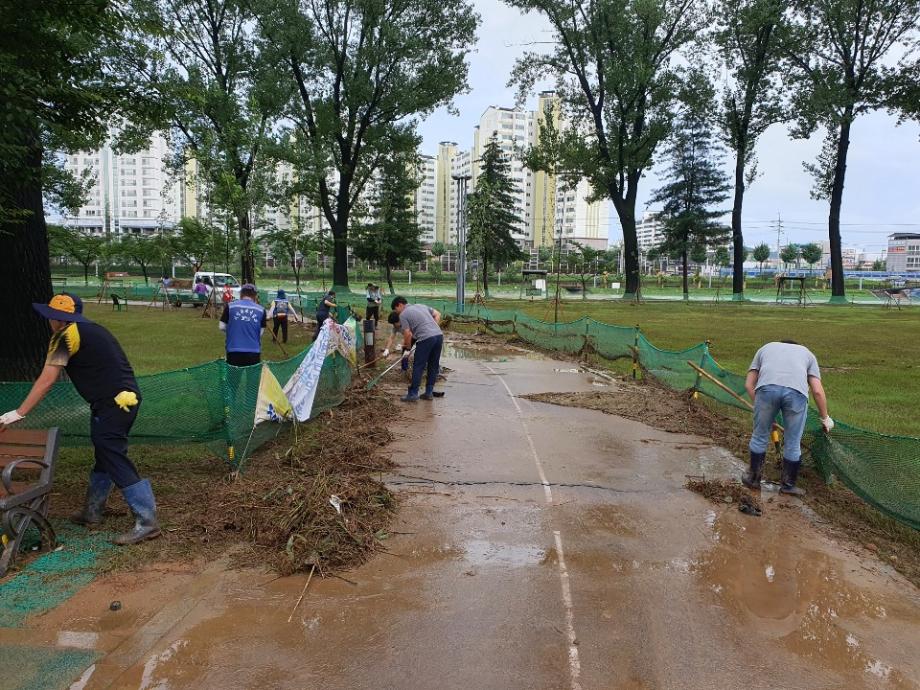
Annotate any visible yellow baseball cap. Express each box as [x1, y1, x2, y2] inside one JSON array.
[[32, 293, 88, 322]]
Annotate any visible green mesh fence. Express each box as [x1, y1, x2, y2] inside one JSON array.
[[0, 346, 352, 470], [451, 305, 920, 531]]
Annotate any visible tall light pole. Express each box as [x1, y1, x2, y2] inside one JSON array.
[[452, 174, 471, 313]]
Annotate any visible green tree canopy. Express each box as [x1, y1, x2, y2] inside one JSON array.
[[351, 152, 425, 294], [780, 243, 800, 268], [752, 242, 771, 272], [508, 0, 706, 298], [784, 0, 920, 300], [466, 135, 525, 297], [48, 226, 107, 286], [714, 0, 789, 298], [800, 242, 824, 269], [255, 0, 478, 290], [649, 95, 731, 299]]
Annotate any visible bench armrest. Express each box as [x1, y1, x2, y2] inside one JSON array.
[[2, 459, 50, 496]]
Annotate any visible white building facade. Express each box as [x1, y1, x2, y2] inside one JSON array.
[[56, 132, 181, 235]]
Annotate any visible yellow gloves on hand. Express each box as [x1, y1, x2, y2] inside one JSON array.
[[114, 391, 139, 412]]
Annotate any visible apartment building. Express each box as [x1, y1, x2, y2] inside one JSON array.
[[56, 132, 181, 235]]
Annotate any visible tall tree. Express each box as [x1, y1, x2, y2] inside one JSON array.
[[351, 153, 425, 294], [116, 233, 171, 284], [127, 0, 284, 284], [508, 0, 705, 298], [649, 107, 731, 300], [784, 0, 920, 301], [570, 242, 603, 298], [466, 135, 524, 297], [48, 226, 108, 286], [0, 0, 151, 379], [254, 0, 478, 290], [780, 243, 800, 269], [752, 241, 771, 274], [263, 219, 314, 294], [800, 242, 824, 272], [714, 0, 788, 300]]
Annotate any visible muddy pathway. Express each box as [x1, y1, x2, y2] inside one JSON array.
[[12, 335, 920, 689]]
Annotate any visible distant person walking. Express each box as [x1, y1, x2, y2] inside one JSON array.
[[267, 289, 296, 344], [314, 289, 337, 341], [743, 340, 834, 496], [221, 284, 233, 305], [391, 296, 443, 402], [0, 293, 160, 545], [220, 284, 266, 366], [366, 283, 382, 326]]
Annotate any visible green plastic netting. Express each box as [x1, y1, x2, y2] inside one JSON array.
[[3, 294, 918, 530], [451, 305, 920, 531]]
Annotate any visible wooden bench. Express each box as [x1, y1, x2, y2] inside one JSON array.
[[0, 428, 60, 577]]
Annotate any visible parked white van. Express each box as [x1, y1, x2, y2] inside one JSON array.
[[193, 272, 241, 299]]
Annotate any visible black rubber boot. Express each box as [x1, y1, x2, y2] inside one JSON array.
[[70, 472, 113, 526], [780, 459, 806, 497], [741, 451, 765, 490]]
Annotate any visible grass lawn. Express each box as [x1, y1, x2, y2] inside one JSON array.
[[82, 298, 920, 437], [82, 302, 315, 374], [481, 298, 920, 438]]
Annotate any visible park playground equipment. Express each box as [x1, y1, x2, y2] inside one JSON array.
[[0, 291, 917, 532]]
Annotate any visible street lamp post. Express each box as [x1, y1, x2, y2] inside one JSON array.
[[452, 174, 471, 313]]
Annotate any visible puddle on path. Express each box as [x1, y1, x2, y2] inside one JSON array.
[[696, 513, 920, 687], [462, 539, 546, 568], [442, 340, 543, 362]]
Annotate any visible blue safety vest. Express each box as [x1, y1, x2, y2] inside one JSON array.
[[225, 301, 265, 353]]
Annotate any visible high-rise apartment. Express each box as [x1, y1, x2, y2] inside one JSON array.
[[56, 132, 181, 235], [415, 155, 437, 243]]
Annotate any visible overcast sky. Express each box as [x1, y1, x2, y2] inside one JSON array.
[[416, 1, 920, 253]]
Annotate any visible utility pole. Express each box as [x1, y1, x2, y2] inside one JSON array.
[[775, 213, 784, 253], [452, 174, 471, 313]]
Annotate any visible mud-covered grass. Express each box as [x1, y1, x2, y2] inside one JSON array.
[[48, 387, 398, 577]]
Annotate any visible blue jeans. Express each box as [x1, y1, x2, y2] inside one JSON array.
[[749, 384, 808, 462], [409, 335, 443, 397]]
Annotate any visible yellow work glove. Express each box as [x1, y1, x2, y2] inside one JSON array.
[[114, 391, 139, 412]]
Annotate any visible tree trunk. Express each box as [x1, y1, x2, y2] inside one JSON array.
[[482, 252, 490, 297], [83, 263, 90, 285], [0, 129, 52, 380], [385, 263, 394, 294], [828, 116, 851, 301], [682, 251, 689, 300], [617, 206, 641, 297], [331, 220, 349, 290], [731, 144, 746, 299], [238, 212, 254, 284]]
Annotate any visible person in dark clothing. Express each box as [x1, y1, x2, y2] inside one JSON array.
[[314, 290, 337, 341], [267, 289, 296, 344], [220, 284, 266, 366], [0, 293, 160, 545]]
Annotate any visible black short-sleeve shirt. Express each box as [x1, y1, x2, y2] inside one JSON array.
[[47, 321, 139, 409]]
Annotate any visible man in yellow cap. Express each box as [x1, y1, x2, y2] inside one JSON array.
[[0, 293, 160, 545]]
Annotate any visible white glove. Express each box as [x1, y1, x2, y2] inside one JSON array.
[[821, 416, 835, 432], [0, 410, 24, 426], [395, 344, 403, 353], [382, 349, 390, 358]]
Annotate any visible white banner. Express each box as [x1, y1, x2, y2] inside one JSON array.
[[283, 319, 333, 422]]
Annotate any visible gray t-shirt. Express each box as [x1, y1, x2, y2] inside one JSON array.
[[399, 304, 442, 342], [749, 342, 821, 397]]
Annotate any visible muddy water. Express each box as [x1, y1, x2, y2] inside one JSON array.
[[17, 333, 919, 689]]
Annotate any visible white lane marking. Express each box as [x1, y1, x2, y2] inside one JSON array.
[[485, 364, 582, 689], [555, 530, 582, 690], [485, 365, 553, 503], [68, 664, 96, 690]]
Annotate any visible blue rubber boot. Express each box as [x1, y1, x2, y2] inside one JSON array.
[[113, 479, 162, 545], [70, 472, 113, 525]]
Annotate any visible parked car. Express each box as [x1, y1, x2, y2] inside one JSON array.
[[193, 272, 242, 300]]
